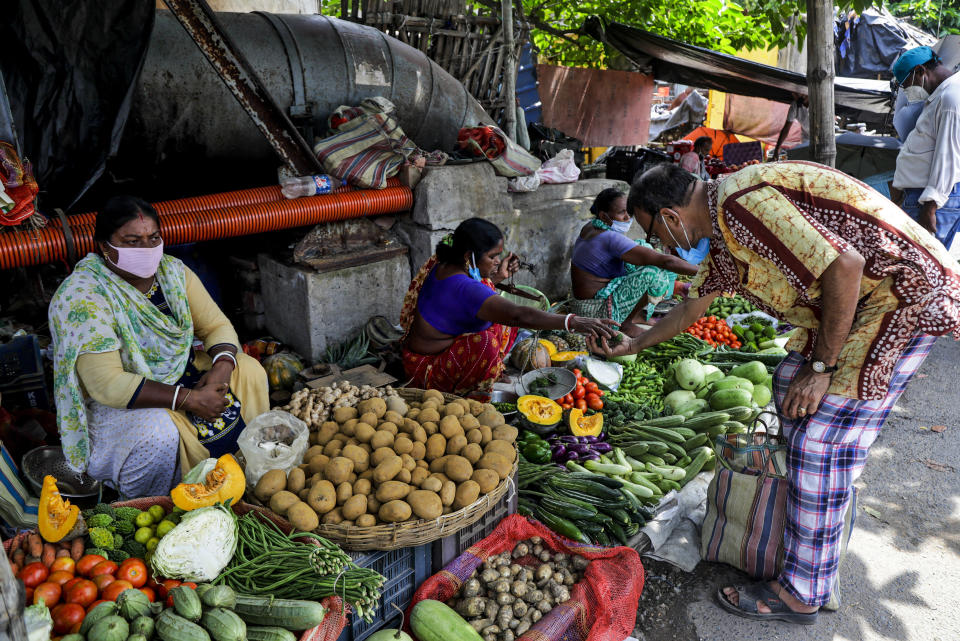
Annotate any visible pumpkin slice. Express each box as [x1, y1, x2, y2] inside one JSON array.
[[516, 395, 562, 435], [170, 454, 245, 511], [39, 475, 85, 542], [569, 409, 603, 437]]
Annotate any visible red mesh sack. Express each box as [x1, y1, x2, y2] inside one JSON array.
[[112, 497, 347, 641], [406, 514, 644, 641]]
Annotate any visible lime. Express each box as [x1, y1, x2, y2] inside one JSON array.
[[147, 505, 166, 523], [156, 520, 176, 538], [146, 537, 161, 552], [134, 511, 154, 528], [134, 526, 154, 544]]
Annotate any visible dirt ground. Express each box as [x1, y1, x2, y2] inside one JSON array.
[[632, 336, 960, 641]]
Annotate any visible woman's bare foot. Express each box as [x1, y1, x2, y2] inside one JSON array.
[[721, 581, 818, 614]]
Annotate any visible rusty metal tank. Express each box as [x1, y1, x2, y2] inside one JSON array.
[[115, 11, 489, 189]]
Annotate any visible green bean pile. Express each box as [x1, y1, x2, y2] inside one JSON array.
[[518, 456, 562, 489], [214, 513, 385, 621], [637, 334, 713, 370]]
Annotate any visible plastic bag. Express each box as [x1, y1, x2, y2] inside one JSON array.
[[508, 173, 541, 192], [237, 410, 309, 487], [537, 148, 581, 184]]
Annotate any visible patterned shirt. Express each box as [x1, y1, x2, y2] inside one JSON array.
[[691, 161, 960, 400]]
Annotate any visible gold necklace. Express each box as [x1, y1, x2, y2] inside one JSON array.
[[145, 278, 159, 298]]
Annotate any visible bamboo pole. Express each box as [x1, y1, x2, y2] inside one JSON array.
[[500, 0, 517, 141]]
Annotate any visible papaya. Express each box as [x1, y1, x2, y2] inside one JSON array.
[[711, 376, 754, 394], [752, 384, 772, 407]]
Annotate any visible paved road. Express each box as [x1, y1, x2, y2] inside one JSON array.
[[634, 336, 960, 641]]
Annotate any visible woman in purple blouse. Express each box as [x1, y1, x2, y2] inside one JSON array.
[[571, 188, 697, 336], [400, 218, 615, 398]]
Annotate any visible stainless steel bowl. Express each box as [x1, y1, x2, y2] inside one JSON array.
[[515, 367, 578, 401], [21, 446, 102, 498], [490, 390, 519, 420]]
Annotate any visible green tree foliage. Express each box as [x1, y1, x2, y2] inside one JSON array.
[[888, 0, 960, 37]]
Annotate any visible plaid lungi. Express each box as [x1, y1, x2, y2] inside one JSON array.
[[772, 333, 936, 607]]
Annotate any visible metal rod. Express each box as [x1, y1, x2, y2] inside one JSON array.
[[162, 0, 322, 176]]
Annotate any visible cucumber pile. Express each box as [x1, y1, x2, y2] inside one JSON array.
[[706, 295, 757, 319]]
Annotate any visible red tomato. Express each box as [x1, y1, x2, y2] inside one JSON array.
[[92, 573, 115, 592], [33, 582, 62, 607], [575, 398, 587, 411], [18, 562, 49, 588], [101, 580, 134, 602], [64, 579, 98, 608], [572, 368, 581, 376], [89, 560, 118, 577], [51, 603, 85, 635], [63, 577, 83, 592], [572, 385, 585, 400], [181, 582, 198, 590], [50, 557, 76, 575], [586, 394, 603, 411], [139, 587, 156, 602], [76, 554, 106, 577], [585, 381, 599, 394], [47, 571, 75, 587], [157, 578, 181, 600], [116, 559, 147, 588], [24, 587, 33, 602], [86, 599, 109, 613]]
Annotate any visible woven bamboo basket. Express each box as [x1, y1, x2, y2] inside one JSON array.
[[311, 387, 517, 550]]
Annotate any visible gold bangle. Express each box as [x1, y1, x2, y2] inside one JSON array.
[[176, 388, 193, 411]]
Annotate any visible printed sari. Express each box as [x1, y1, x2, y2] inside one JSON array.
[[399, 256, 516, 399]]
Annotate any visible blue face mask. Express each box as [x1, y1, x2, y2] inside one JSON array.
[[610, 219, 633, 234], [676, 236, 711, 265], [468, 253, 483, 282]]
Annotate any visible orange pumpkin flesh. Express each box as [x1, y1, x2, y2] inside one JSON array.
[[39, 475, 81, 542], [170, 454, 245, 510], [569, 409, 603, 437]]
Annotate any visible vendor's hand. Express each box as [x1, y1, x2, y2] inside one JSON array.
[[196, 359, 234, 390], [184, 383, 230, 420], [588, 332, 637, 358], [491, 252, 520, 284], [570, 316, 618, 339], [781, 364, 831, 420]]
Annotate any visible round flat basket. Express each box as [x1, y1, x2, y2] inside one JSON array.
[[312, 387, 517, 550]]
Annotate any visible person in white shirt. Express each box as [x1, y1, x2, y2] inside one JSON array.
[[892, 46, 960, 257], [772, 94, 810, 160], [680, 136, 712, 180]]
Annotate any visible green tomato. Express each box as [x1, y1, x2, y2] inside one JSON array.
[[156, 520, 176, 538], [146, 537, 161, 552], [134, 511, 154, 528], [147, 505, 166, 523], [134, 526, 154, 544]]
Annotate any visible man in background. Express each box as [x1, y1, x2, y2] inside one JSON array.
[[892, 46, 960, 258], [771, 93, 809, 160]]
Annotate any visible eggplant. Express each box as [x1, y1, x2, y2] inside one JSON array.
[[552, 445, 567, 459], [581, 436, 600, 443], [593, 442, 613, 453], [565, 451, 580, 462], [584, 452, 601, 460]]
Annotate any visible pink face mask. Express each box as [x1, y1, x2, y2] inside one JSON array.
[[105, 241, 164, 278]]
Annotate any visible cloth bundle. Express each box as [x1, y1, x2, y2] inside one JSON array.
[[0, 142, 39, 226], [457, 125, 541, 178]]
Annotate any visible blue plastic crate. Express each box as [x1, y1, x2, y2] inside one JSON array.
[[337, 543, 431, 641], [432, 481, 517, 573]]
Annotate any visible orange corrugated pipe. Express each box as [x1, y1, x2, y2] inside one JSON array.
[[47, 177, 402, 229], [0, 184, 412, 270]]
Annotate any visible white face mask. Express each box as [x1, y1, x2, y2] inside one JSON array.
[[904, 69, 929, 103], [610, 219, 633, 234], [106, 241, 164, 278]]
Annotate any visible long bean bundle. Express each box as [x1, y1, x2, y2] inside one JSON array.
[[638, 334, 713, 370], [214, 512, 385, 621]]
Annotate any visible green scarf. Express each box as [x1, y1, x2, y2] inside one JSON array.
[[49, 254, 194, 472]]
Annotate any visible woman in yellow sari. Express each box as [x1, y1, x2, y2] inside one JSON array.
[[49, 196, 268, 498]]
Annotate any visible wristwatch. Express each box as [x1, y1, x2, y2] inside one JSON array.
[[809, 360, 838, 374]]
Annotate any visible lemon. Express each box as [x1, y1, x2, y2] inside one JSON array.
[[148, 505, 166, 523], [156, 520, 176, 538], [134, 526, 154, 544], [134, 511, 154, 528]]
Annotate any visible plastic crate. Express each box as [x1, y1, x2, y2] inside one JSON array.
[[432, 480, 518, 573], [0, 335, 49, 410], [337, 543, 432, 641], [604, 149, 644, 182]]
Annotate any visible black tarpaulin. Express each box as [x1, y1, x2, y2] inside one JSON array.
[[584, 18, 891, 118], [0, 0, 155, 211], [836, 9, 933, 79]]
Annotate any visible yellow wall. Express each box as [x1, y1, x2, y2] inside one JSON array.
[[706, 47, 780, 130]]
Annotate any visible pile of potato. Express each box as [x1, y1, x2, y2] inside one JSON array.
[[253, 389, 517, 531]]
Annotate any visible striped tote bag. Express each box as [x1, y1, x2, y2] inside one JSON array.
[[700, 416, 854, 611]]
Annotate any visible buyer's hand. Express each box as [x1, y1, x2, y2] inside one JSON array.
[[588, 332, 637, 358], [184, 383, 230, 420], [491, 252, 520, 284], [781, 365, 831, 420]]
